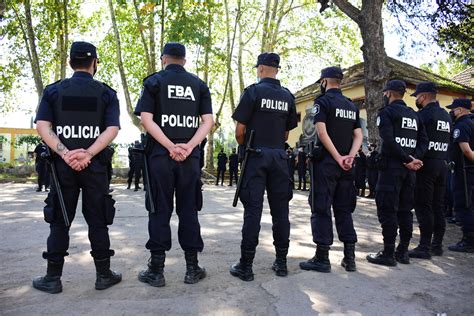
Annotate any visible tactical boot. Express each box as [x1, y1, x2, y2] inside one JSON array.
[[32, 260, 64, 294], [395, 243, 410, 264], [430, 244, 444, 256], [448, 233, 474, 253], [230, 250, 255, 281], [138, 253, 166, 287], [408, 245, 431, 259], [272, 248, 288, 277], [299, 245, 331, 273], [366, 245, 397, 266], [184, 251, 206, 284], [94, 258, 122, 290], [341, 243, 356, 272]]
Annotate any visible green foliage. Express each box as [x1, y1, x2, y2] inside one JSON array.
[[0, 135, 8, 144], [420, 55, 470, 79], [15, 135, 41, 148]]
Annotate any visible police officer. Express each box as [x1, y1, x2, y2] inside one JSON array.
[[126, 143, 135, 189], [230, 52, 297, 281], [228, 148, 239, 186], [33, 41, 121, 293], [132, 140, 144, 191], [366, 143, 378, 199], [135, 42, 214, 286], [34, 141, 50, 192], [446, 99, 474, 253], [367, 80, 428, 266], [216, 148, 227, 186], [296, 145, 307, 190], [354, 147, 367, 197], [287, 147, 296, 189], [299, 66, 363, 273], [408, 82, 452, 259]]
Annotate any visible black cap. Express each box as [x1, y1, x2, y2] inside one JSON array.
[[383, 80, 406, 93], [255, 53, 280, 68], [316, 66, 343, 83], [446, 98, 472, 110], [70, 41, 97, 59], [161, 42, 186, 57], [411, 81, 437, 96]]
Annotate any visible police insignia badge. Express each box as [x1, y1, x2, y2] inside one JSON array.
[[453, 129, 460, 139], [376, 116, 381, 126], [312, 103, 320, 115]]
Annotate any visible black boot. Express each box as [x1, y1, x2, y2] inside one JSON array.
[[126, 183, 131, 189], [94, 258, 122, 290], [448, 233, 474, 253], [408, 245, 431, 259], [395, 242, 410, 264], [299, 245, 331, 273], [341, 243, 356, 272], [430, 235, 444, 256], [272, 248, 288, 277], [138, 253, 166, 287], [32, 260, 63, 294], [367, 244, 397, 266], [184, 251, 206, 284], [230, 250, 255, 281]]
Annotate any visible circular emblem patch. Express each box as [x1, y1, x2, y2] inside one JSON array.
[[376, 116, 381, 127], [453, 129, 460, 139], [312, 103, 320, 115]]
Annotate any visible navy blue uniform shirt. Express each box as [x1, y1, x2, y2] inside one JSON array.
[[377, 99, 428, 163], [134, 64, 212, 117], [452, 114, 474, 168], [35, 71, 121, 128], [232, 78, 297, 149]]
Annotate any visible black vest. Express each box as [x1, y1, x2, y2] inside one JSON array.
[[317, 91, 359, 155], [422, 103, 452, 160], [245, 79, 293, 149], [390, 101, 419, 156], [154, 69, 201, 142], [53, 78, 106, 150]]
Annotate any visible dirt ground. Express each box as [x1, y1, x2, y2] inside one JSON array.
[[0, 182, 473, 315]]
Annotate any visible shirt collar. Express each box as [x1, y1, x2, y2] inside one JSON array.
[[165, 64, 186, 72], [259, 77, 281, 86], [326, 88, 342, 94], [72, 71, 93, 79]]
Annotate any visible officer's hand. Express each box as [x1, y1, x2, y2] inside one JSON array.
[[169, 145, 187, 162], [404, 159, 423, 171], [176, 143, 193, 159], [337, 155, 352, 171], [344, 156, 355, 169], [68, 150, 92, 171]]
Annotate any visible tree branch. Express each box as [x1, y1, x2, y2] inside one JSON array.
[[331, 0, 361, 24]]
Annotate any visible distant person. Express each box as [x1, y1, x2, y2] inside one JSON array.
[[216, 148, 227, 186], [366, 143, 378, 199], [126, 143, 135, 189], [354, 148, 367, 197], [287, 147, 296, 189], [104, 145, 115, 193], [228, 148, 239, 186], [296, 145, 307, 190], [34, 141, 50, 192], [132, 140, 144, 191]]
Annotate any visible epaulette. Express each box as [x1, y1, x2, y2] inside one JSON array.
[[345, 96, 353, 102], [244, 83, 257, 91], [142, 71, 163, 83], [101, 82, 117, 94], [282, 87, 295, 99], [45, 79, 61, 88], [314, 93, 325, 102]]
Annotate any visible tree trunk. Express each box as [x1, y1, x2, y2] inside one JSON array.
[[133, 0, 152, 74], [261, 0, 272, 52], [237, 20, 245, 94], [108, 0, 142, 129], [329, 0, 389, 145], [203, 4, 213, 169], [160, 0, 165, 55], [24, 0, 43, 99], [61, 0, 68, 79], [149, 4, 156, 73]]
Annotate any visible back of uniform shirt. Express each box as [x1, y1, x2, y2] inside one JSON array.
[[232, 78, 297, 149], [418, 102, 452, 160]]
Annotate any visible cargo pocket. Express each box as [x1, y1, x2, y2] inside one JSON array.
[[196, 179, 204, 211], [43, 193, 56, 223], [103, 194, 116, 225]]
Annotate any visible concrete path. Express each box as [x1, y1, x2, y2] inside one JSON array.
[[0, 183, 473, 315]]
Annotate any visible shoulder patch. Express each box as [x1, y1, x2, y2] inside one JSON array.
[[345, 96, 353, 102], [376, 116, 381, 127], [312, 103, 320, 115], [453, 129, 460, 139], [244, 83, 257, 91], [142, 71, 162, 83], [101, 82, 117, 94]]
